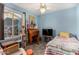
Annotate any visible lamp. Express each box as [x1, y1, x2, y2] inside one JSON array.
[[40, 3, 46, 14]]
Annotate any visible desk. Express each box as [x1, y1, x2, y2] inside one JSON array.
[[28, 29, 39, 44]]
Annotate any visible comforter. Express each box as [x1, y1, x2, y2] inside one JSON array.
[[45, 36, 79, 55]]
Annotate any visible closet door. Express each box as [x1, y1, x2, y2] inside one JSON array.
[[0, 3, 4, 40]]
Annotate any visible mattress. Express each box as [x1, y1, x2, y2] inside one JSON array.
[[45, 36, 79, 55]]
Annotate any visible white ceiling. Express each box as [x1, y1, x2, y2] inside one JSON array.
[[14, 3, 77, 15]]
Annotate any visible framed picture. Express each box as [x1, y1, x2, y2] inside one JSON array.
[[29, 15, 35, 25]]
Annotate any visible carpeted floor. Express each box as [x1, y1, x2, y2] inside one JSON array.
[[26, 41, 47, 55]]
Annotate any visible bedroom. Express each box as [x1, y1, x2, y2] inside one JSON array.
[[0, 3, 79, 55]]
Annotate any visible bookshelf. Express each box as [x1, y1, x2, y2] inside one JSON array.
[[0, 6, 28, 50], [4, 7, 22, 38], [3, 7, 22, 46]]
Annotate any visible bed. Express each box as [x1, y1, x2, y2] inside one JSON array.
[[44, 32, 79, 55]]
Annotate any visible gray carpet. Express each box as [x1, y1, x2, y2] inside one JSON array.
[[26, 41, 47, 55]]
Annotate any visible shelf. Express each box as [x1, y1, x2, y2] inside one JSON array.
[[0, 35, 22, 44]]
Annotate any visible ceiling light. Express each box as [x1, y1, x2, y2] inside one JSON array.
[[40, 3, 46, 14]]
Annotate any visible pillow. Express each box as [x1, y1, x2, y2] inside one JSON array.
[[69, 33, 78, 40], [59, 32, 70, 38]]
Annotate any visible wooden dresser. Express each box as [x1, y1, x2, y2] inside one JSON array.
[[28, 29, 39, 44]]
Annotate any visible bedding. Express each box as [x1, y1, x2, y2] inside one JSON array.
[[59, 32, 70, 38], [45, 36, 79, 55]]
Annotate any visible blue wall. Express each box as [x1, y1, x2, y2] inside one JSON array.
[[77, 5, 79, 36], [37, 7, 78, 35]]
